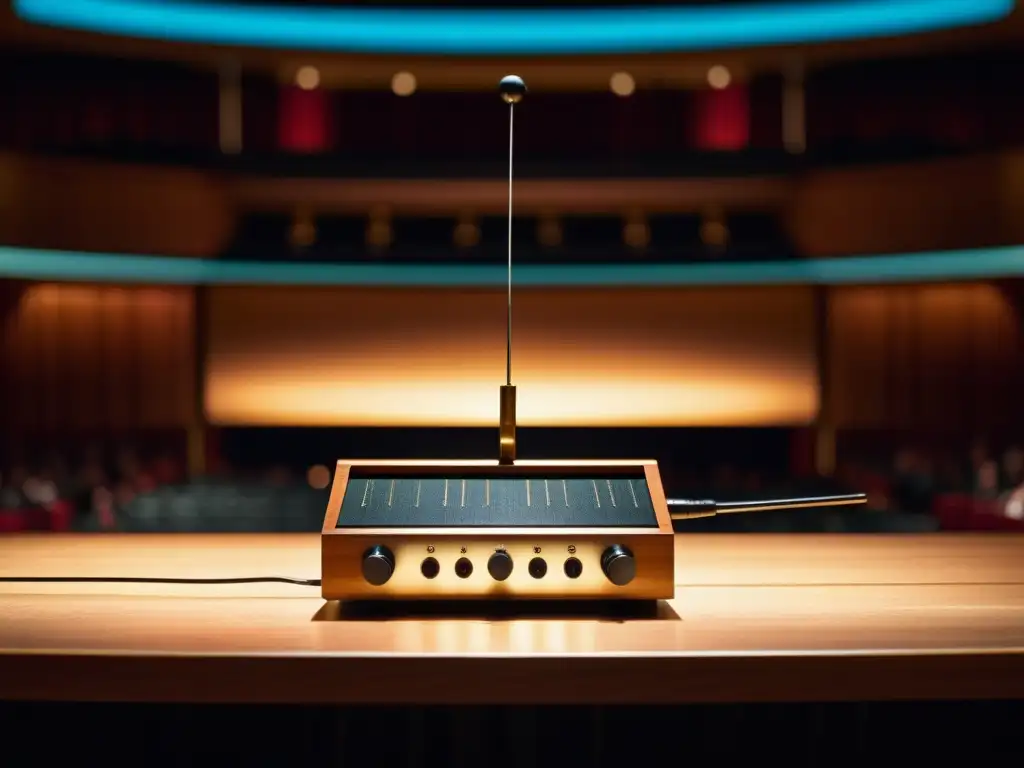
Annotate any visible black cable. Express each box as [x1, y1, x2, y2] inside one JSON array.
[[0, 576, 321, 586]]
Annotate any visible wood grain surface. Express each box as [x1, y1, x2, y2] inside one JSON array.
[[1, 533, 1022, 704]]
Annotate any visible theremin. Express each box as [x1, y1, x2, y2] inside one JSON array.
[[320, 76, 864, 602]]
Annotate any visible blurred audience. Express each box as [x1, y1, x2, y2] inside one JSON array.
[[2, 437, 1023, 533], [0, 445, 183, 531], [1002, 446, 1024, 489]]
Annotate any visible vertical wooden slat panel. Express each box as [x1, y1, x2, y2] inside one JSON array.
[[102, 287, 130, 429], [23, 287, 45, 431], [885, 288, 915, 429], [0, 283, 196, 435], [137, 288, 171, 427], [916, 286, 953, 428], [39, 285, 60, 432], [829, 283, 1022, 434], [0, 281, 25, 458], [64, 286, 96, 430], [179, 288, 198, 427], [828, 287, 887, 429], [11, 291, 28, 438]]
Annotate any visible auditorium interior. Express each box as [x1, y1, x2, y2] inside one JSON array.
[[1, 0, 1024, 763]]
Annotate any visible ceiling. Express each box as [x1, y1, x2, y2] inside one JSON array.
[[1, 1, 1020, 89]]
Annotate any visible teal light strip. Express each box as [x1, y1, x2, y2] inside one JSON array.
[[13, 0, 1014, 55], [1, 246, 1022, 287]]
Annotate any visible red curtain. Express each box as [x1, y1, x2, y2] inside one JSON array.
[[277, 85, 331, 153], [691, 85, 750, 151]]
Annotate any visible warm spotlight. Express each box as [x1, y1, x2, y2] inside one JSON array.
[[295, 65, 320, 91], [700, 220, 729, 248], [392, 71, 417, 96], [366, 207, 393, 249], [307, 465, 331, 490], [289, 209, 316, 249], [609, 71, 635, 97], [454, 220, 480, 248], [537, 214, 563, 248], [707, 65, 731, 90], [623, 211, 650, 249]]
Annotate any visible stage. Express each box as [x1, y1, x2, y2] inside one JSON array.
[[1, 533, 1022, 704]]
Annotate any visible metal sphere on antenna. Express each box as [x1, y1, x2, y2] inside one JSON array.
[[499, 75, 526, 104]]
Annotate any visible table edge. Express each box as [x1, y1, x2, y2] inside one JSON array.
[[4, 651, 1024, 704]]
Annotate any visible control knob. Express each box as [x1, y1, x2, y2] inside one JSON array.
[[361, 545, 395, 586], [487, 549, 514, 581], [601, 545, 636, 586]]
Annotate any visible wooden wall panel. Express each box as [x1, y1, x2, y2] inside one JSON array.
[[0, 152, 231, 256], [787, 154, 1007, 257], [998, 150, 1024, 245], [0, 284, 196, 431], [3, 150, 1024, 260], [828, 283, 1023, 432]]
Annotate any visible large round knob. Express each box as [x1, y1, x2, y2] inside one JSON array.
[[601, 545, 636, 586], [487, 549, 514, 581], [361, 545, 395, 586]]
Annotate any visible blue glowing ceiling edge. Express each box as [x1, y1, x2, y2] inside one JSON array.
[[2, 246, 1023, 287], [13, 0, 1015, 55]]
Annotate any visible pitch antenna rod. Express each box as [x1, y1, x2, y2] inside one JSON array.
[[497, 75, 525, 465]]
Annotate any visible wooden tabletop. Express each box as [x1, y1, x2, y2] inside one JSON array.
[[1, 533, 1023, 704]]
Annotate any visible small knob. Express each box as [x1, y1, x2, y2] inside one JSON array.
[[487, 549, 514, 581], [601, 545, 636, 586], [361, 545, 395, 586]]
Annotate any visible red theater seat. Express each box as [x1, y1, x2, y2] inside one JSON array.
[[933, 494, 1024, 531], [48, 501, 74, 532], [0, 509, 27, 533], [933, 494, 974, 529]]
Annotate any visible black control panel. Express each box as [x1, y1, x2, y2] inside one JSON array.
[[338, 475, 658, 528]]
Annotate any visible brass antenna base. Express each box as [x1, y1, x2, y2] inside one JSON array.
[[499, 384, 517, 464]]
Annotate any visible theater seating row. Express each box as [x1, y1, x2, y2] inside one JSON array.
[[932, 494, 1024, 531], [0, 504, 74, 533], [78, 484, 330, 533], [677, 507, 938, 534]]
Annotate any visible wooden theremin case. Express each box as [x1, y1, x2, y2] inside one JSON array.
[[321, 459, 675, 601]]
